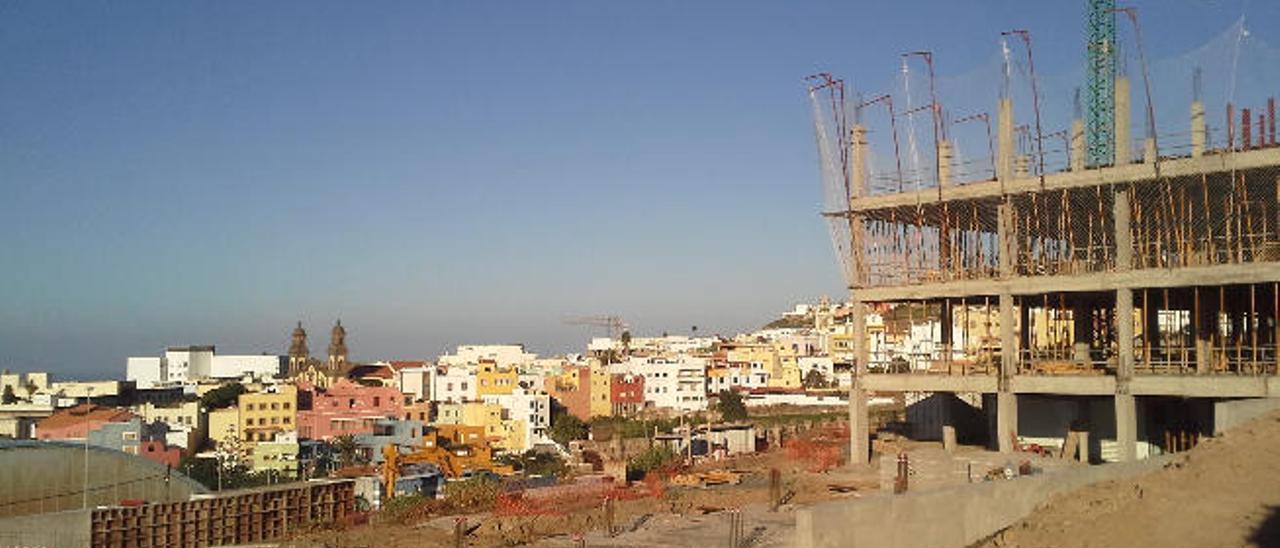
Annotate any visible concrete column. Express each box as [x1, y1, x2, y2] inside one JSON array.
[[1070, 119, 1086, 171], [850, 125, 869, 288], [1115, 77, 1132, 166], [850, 125, 867, 199], [997, 97, 1015, 186], [849, 301, 870, 465], [1114, 188, 1132, 271], [997, 201, 1016, 278], [1191, 101, 1206, 157], [1076, 431, 1090, 463], [1144, 137, 1157, 164], [997, 392, 1018, 453], [1117, 289, 1136, 381], [1000, 293, 1017, 379], [1114, 393, 1137, 462]]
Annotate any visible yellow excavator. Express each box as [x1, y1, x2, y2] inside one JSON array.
[[381, 425, 514, 498]]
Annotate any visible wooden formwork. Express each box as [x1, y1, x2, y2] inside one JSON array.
[[89, 480, 353, 547]]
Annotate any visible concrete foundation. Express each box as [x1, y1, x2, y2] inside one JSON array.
[[795, 455, 1172, 548]]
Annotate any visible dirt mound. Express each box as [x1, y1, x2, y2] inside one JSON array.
[[982, 410, 1280, 548]]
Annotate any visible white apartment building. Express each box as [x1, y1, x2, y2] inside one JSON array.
[[126, 358, 167, 389], [210, 355, 284, 380], [432, 365, 477, 403], [706, 364, 770, 392], [133, 400, 205, 450], [395, 364, 433, 402], [438, 345, 537, 369], [481, 388, 551, 449], [0, 371, 49, 398], [164, 346, 215, 383], [611, 356, 707, 413], [128, 347, 283, 388], [797, 356, 836, 385]]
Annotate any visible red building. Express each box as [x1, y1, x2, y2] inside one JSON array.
[[609, 373, 645, 417], [296, 379, 406, 440], [138, 440, 181, 468], [544, 365, 591, 420]]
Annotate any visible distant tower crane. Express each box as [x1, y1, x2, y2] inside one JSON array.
[[563, 315, 630, 340]]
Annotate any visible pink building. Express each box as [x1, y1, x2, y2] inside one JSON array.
[[296, 379, 406, 440]]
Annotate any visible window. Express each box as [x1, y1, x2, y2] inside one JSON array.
[[258, 418, 266, 425], [283, 402, 291, 410], [373, 396, 380, 407], [271, 402, 279, 410]]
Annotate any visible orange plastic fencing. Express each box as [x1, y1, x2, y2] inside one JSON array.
[[784, 438, 842, 473]]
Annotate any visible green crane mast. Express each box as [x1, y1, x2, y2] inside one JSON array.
[[1085, 0, 1116, 167]]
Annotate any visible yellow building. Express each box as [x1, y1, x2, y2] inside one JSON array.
[[771, 342, 803, 389], [246, 432, 298, 478], [726, 343, 783, 386], [207, 406, 240, 449], [460, 401, 505, 441], [476, 359, 518, 396], [238, 385, 296, 443], [589, 361, 611, 418]]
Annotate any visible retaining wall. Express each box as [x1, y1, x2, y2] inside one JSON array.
[[795, 455, 1172, 548]]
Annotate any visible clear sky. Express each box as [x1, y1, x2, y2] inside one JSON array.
[[1, 1, 1274, 378]]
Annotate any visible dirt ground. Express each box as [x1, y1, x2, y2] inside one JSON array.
[[981, 410, 1280, 548]]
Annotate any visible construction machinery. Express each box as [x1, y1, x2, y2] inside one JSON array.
[[381, 425, 514, 498]]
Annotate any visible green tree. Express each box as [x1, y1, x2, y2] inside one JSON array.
[[548, 409, 588, 447], [620, 330, 632, 354], [1, 385, 16, 404], [498, 450, 569, 477], [333, 435, 360, 467], [802, 369, 829, 389], [716, 390, 748, 422], [200, 382, 246, 410], [626, 446, 676, 480]]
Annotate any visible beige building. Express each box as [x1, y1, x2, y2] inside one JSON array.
[[207, 407, 240, 449], [238, 385, 296, 443]]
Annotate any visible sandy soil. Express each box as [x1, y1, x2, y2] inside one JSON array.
[[981, 410, 1280, 548]]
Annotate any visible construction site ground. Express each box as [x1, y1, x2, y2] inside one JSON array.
[[979, 409, 1280, 548], [281, 425, 1085, 547]]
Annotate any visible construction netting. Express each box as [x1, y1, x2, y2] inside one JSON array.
[[811, 17, 1280, 289]]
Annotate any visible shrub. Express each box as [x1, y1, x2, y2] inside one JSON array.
[[443, 477, 501, 511]]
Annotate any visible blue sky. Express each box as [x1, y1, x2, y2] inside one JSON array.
[[1, 1, 1275, 378]]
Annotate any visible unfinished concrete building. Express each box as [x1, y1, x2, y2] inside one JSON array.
[[814, 14, 1280, 464]]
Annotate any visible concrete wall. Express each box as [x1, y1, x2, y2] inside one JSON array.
[[1214, 398, 1280, 435], [795, 455, 1171, 548], [0, 509, 92, 547]]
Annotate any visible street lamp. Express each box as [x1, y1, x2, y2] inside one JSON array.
[[82, 386, 94, 509]]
